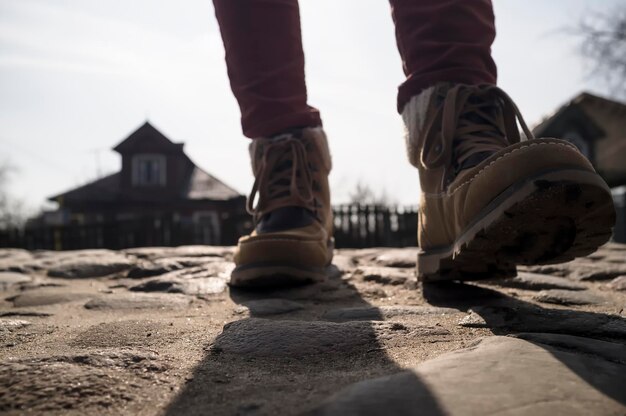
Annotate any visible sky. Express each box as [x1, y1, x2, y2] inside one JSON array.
[[0, 0, 622, 215]]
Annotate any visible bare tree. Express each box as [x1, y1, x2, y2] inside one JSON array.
[[577, 5, 626, 98], [348, 180, 395, 206], [0, 161, 25, 230]]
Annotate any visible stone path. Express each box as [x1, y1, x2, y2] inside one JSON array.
[[0, 245, 625, 415]]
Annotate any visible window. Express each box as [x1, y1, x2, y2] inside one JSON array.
[[132, 154, 166, 186]]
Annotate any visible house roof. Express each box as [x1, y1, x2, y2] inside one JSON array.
[[49, 168, 242, 203], [532, 92, 626, 139], [185, 166, 242, 200], [49, 172, 121, 203], [49, 122, 242, 204], [113, 121, 184, 154]]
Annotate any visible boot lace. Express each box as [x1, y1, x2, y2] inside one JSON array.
[[247, 135, 316, 218], [421, 84, 535, 176]]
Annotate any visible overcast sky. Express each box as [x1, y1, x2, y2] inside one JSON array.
[[0, 0, 622, 214]]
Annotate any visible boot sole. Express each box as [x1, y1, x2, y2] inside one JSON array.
[[230, 239, 334, 288], [417, 169, 616, 282]]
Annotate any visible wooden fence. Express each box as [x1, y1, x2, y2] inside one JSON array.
[[2, 200, 624, 250], [332, 204, 418, 248], [0, 205, 418, 250]]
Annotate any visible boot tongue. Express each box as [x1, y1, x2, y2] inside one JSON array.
[[256, 206, 316, 234], [450, 93, 508, 175], [454, 150, 495, 173]]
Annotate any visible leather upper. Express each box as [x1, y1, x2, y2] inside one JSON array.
[[404, 84, 597, 249], [234, 127, 333, 268]]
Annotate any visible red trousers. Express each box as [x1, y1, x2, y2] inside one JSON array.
[[214, 0, 497, 138]]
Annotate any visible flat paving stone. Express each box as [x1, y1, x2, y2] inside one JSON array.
[[128, 264, 232, 296], [163, 263, 234, 280], [123, 245, 232, 260], [84, 293, 192, 310], [0, 249, 34, 272], [234, 299, 304, 316], [126, 260, 182, 279], [0, 272, 31, 290], [130, 276, 227, 296], [211, 318, 448, 357], [374, 249, 417, 268], [6, 250, 123, 273], [513, 332, 626, 364], [534, 289, 607, 306], [0, 248, 32, 260], [355, 267, 414, 285], [331, 254, 357, 273], [492, 272, 587, 291], [459, 305, 626, 338], [310, 336, 626, 416], [127, 256, 225, 278], [47, 253, 133, 278], [17, 277, 65, 291], [526, 260, 626, 281], [323, 305, 459, 322], [7, 291, 93, 307]]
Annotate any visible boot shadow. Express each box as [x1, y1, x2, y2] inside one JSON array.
[[422, 280, 626, 406], [162, 267, 626, 414], [164, 263, 446, 415]]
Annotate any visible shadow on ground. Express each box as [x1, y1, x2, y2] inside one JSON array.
[[163, 272, 625, 415], [163, 267, 446, 415], [422, 281, 626, 407]]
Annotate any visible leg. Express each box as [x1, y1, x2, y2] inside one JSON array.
[[213, 0, 321, 138], [213, 0, 333, 287], [390, 0, 497, 112], [390, 0, 615, 281]]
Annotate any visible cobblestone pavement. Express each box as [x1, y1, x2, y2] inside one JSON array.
[[1, 244, 625, 415]]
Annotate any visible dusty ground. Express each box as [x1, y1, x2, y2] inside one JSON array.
[[0, 244, 625, 415]]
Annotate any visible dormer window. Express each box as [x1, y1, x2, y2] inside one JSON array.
[[132, 154, 166, 186]]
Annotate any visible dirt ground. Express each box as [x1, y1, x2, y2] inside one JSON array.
[[1, 244, 625, 415]]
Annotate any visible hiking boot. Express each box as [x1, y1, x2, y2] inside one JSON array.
[[230, 127, 334, 287], [403, 83, 616, 282]]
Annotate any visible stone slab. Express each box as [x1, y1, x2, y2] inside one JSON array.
[[7, 291, 93, 307], [459, 305, 626, 338], [0, 272, 31, 290], [323, 305, 459, 322], [354, 267, 414, 285], [493, 272, 587, 291], [534, 289, 606, 305], [234, 299, 304, 316], [374, 249, 417, 268], [211, 318, 448, 357], [84, 293, 192, 310], [310, 336, 626, 415]]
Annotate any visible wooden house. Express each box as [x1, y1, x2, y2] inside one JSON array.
[[533, 92, 626, 187], [36, 122, 248, 247]]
